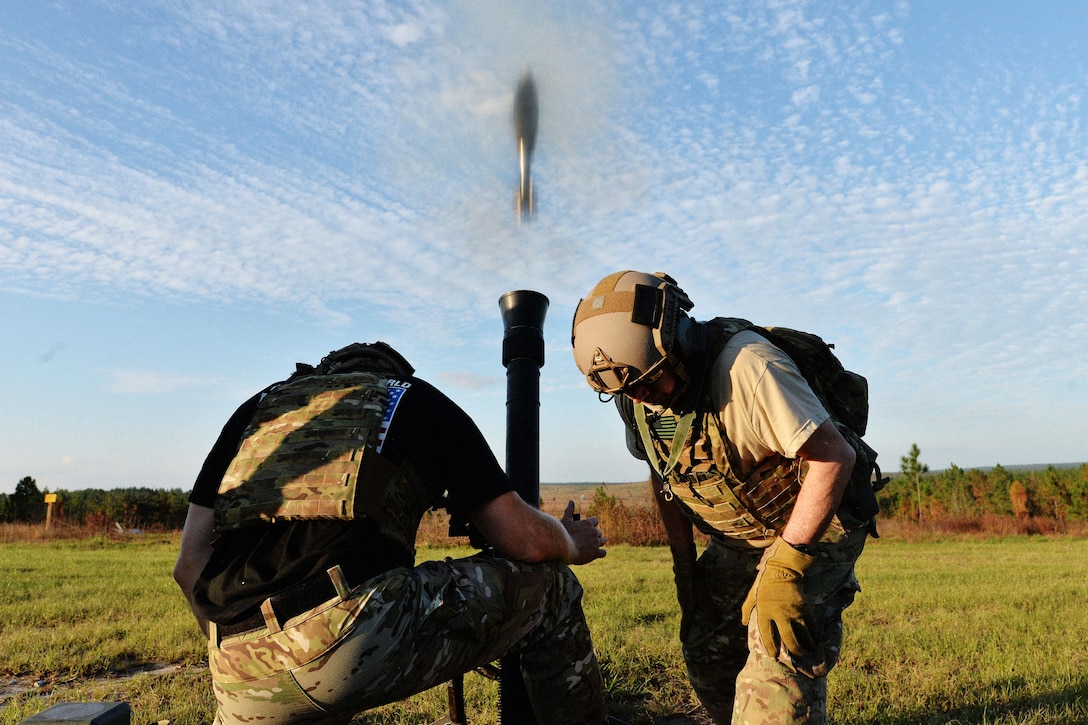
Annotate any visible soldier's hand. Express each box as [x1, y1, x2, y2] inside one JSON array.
[[561, 500, 606, 564], [741, 538, 816, 661]]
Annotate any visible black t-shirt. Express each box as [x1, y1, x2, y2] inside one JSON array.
[[189, 375, 513, 625]]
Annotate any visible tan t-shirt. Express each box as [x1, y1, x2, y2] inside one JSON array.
[[706, 330, 829, 478]]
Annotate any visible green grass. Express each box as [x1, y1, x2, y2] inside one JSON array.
[[2, 535, 1087, 724], [833, 537, 1088, 725]]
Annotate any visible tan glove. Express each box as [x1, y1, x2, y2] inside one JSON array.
[[741, 538, 817, 659]]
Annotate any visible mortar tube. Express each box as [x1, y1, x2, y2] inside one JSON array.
[[497, 289, 548, 725]]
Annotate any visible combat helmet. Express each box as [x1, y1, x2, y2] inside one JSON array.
[[571, 270, 693, 396]]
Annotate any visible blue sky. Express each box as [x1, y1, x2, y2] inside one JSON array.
[[2, 1, 1086, 496]]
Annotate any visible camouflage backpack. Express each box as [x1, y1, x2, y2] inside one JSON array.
[[735, 320, 887, 522], [748, 324, 870, 437], [714, 318, 885, 524]]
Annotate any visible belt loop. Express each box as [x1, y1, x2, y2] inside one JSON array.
[[327, 564, 350, 601], [260, 598, 283, 634], [208, 621, 220, 647]]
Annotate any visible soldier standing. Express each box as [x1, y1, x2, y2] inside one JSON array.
[[174, 341, 609, 724], [571, 271, 878, 725]]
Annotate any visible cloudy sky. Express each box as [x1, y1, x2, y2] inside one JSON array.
[[2, 1, 1086, 496]]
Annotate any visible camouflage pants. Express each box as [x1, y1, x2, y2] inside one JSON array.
[[208, 554, 604, 725], [681, 521, 869, 725]]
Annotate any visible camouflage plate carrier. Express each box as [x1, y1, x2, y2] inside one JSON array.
[[213, 367, 427, 553], [634, 317, 881, 542]]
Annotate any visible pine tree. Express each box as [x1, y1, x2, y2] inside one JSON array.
[[900, 444, 929, 521]]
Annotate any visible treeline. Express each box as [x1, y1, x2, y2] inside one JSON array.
[[575, 464, 1088, 545], [5, 463, 1088, 537], [0, 477, 189, 530], [877, 463, 1088, 521]]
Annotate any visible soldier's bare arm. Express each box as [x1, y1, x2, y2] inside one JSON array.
[[471, 491, 606, 565], [781, 419, 855, 548]]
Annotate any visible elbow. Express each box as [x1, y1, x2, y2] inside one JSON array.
[[833, 442, 856, 489], [172, 558, 186, 585], [841, 442, 857, 472], [172, 559, 193, 594], [830, 445, 857, 504], [173, 552, 206, 597]]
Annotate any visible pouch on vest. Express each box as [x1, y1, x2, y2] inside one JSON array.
[[634, 402, 806, 539]]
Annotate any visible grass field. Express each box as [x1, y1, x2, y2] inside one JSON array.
[[2, 531, 1087, 724]]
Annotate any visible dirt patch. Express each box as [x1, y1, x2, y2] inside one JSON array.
[[0, 662, 188, 704]]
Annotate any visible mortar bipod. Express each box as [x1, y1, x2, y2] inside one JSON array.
[[429, 664, 500, 725]]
